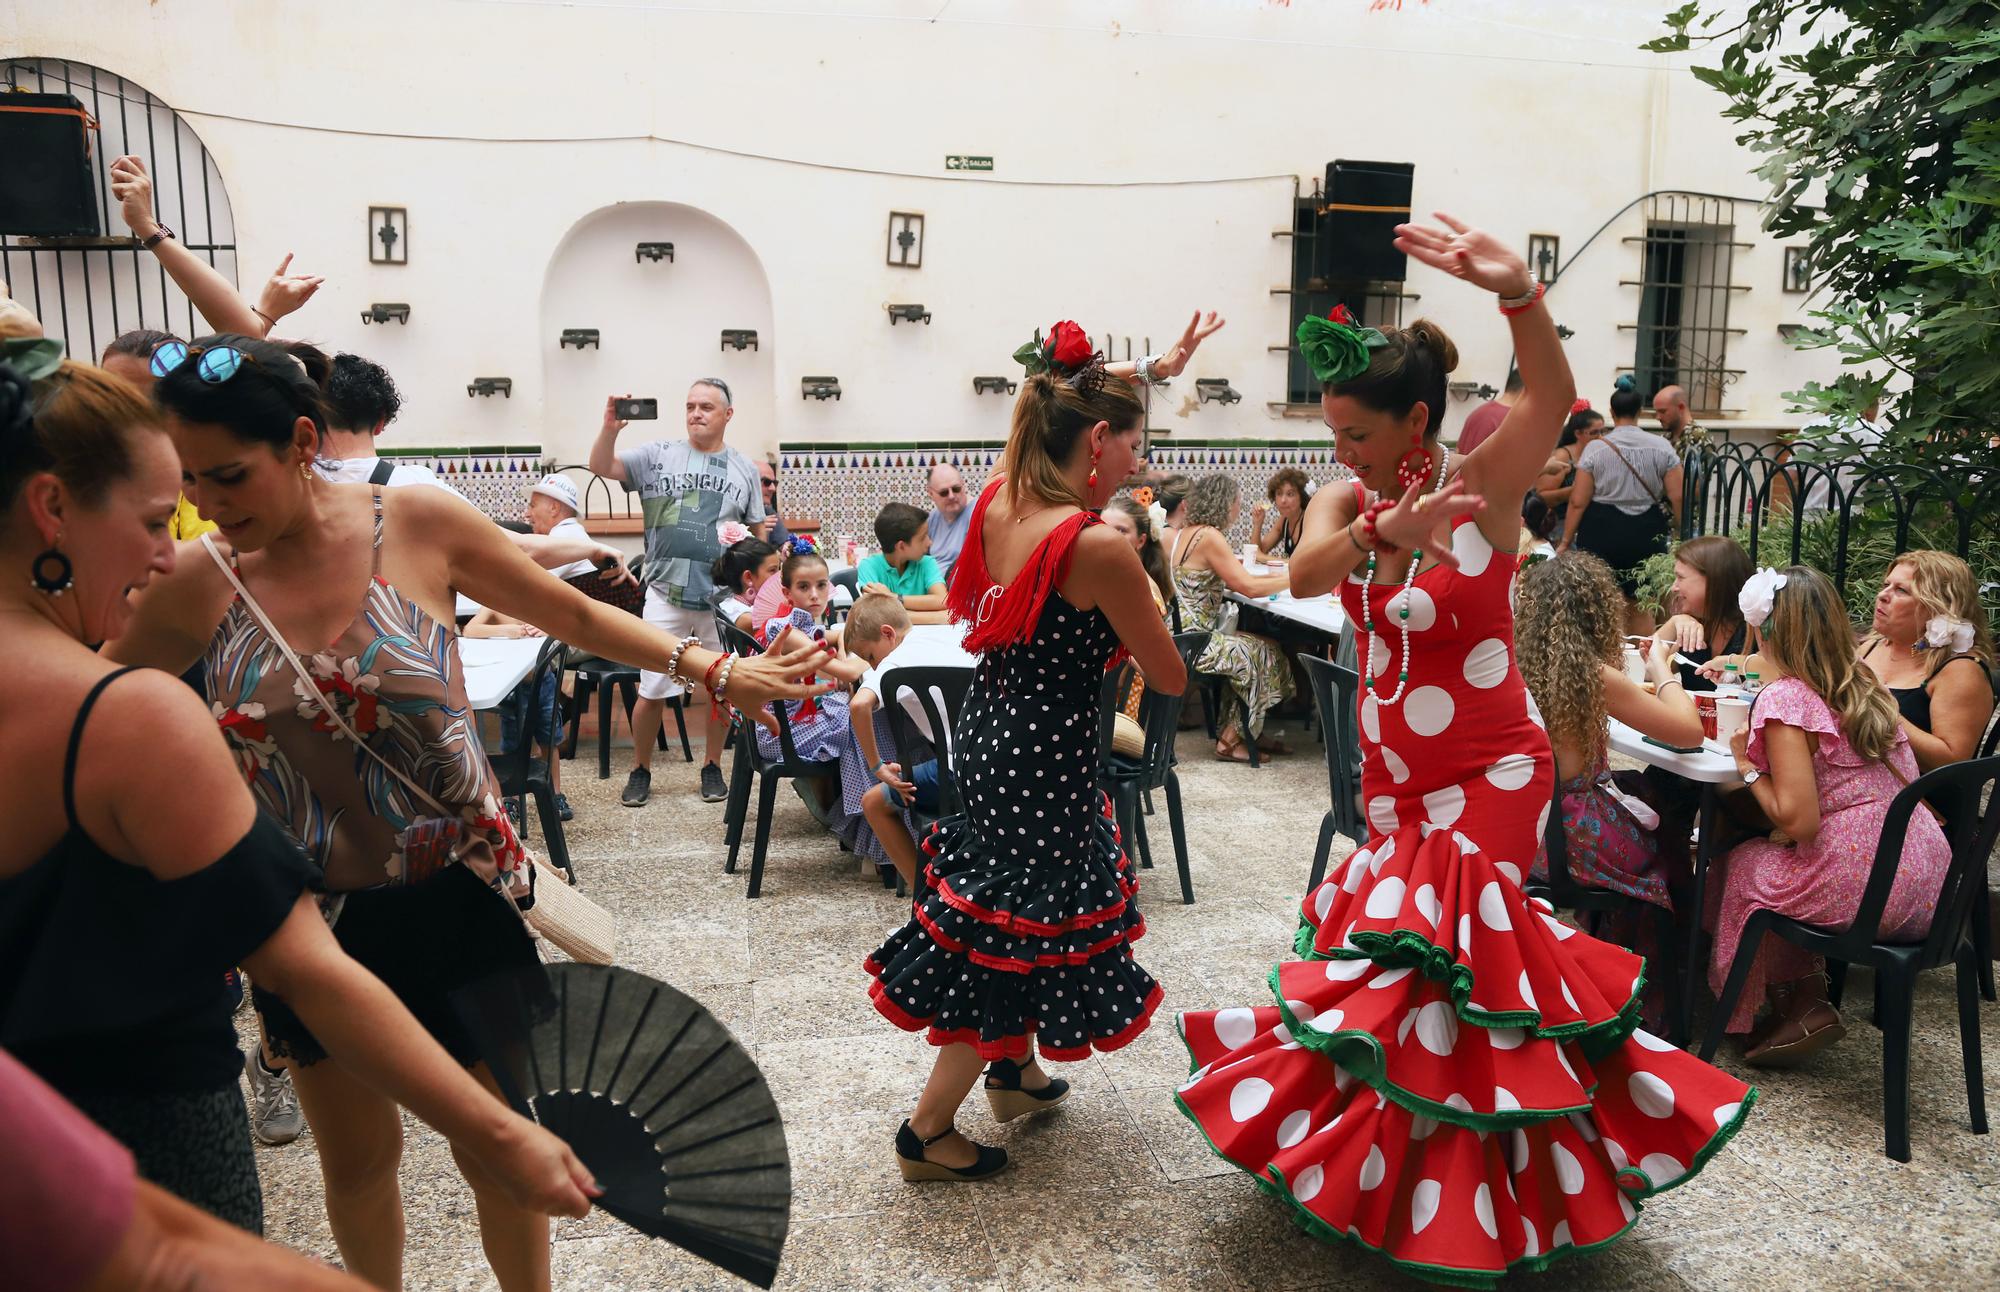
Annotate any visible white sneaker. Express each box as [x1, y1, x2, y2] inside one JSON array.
[[244, 1051, 303, 1145]]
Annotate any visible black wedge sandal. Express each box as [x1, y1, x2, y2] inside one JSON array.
[[983, 1056, 1072, 1123], [894, 1120, 1009, 1182]]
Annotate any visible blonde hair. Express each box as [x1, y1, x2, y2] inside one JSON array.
[[1763, 565, 1902, 761], [1514, 551, 1624, 761], [999, 370, 1145, 512], [1860, 550, 1996, 675], [843, 585, 911, 644], [1104, 494, 1173, 608]]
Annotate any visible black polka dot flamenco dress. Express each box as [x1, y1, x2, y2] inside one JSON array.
[[865, 481, 1161, 1060]]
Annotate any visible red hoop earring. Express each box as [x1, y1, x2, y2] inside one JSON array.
[[1087, 446, 1101, 489], [1395, 443, 1433, 492]]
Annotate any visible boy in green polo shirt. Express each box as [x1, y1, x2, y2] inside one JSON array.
[[856, 502, 950, 623]]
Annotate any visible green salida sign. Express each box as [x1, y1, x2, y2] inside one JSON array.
[[945, 155, 993, 172]]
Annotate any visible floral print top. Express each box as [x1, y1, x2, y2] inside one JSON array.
[[205, 490, 526, 895]]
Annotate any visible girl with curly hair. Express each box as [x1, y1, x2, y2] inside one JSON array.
[[1515, 551, 1704, 1022]]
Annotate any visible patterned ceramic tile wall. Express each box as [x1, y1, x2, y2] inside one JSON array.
[[380, 447, 546, 518], [776, 442, 1353, 548]]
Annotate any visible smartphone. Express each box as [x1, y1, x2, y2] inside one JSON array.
[[614, 397, 658, 421], [1641, 735, 1706, 755]]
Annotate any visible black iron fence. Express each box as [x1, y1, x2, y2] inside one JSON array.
[[1679, 438, 2000, 603]]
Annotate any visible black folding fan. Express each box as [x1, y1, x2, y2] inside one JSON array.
[[451, 963, 792, 1288]]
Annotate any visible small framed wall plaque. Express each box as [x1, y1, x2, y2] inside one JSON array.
[[370, 206, 408, 265], [887, 211, 924, 269]]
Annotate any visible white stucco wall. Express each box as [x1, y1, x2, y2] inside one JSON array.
[[3, 0, 1827, 461]]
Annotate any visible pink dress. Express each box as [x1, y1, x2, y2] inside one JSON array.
[[1706, 678, 1950, 1033]]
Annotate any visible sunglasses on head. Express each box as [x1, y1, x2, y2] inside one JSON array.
[[149, 340, 253, 383]]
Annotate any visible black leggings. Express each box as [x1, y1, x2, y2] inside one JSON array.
[[72, 1083, 263, 1233]]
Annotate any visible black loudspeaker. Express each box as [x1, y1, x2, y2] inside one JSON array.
[[1320, 159, 1413, 283], [0, 93, 101, 237]]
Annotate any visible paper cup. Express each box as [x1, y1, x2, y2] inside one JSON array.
[[1622, 647, 1646, 684], [1714, 695, 1751, 744], [1694, 693, 1719, 741], [1242, 541, 1260, 566]]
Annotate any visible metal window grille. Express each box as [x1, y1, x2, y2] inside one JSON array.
[[1273, 181, 1410, 407], [1, 57, 237, 362], [1619, 193, 1747, 418]]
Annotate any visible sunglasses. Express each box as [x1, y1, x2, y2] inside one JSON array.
[[936, 484, 966, 496], [149, 340, 253, 383]]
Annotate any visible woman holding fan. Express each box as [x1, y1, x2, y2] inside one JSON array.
[[1175, 215, 1755, 1285]]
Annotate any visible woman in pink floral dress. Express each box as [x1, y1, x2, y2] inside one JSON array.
[[1708, 566, 1951, 1065]]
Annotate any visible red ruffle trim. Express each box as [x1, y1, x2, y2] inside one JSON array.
[[868, 979, 1165, 1063], [924, 861, 1135, 937], [910, 899, 1147, 974], [943, 479, 1130, 672]]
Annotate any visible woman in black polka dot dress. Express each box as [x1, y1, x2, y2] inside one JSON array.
[[866, 317, 1205, 1180]]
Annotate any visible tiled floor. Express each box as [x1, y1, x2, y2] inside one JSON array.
[[248, 719, 1999, 1290]]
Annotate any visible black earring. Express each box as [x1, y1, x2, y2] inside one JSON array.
[[31, 548, 74, 596]]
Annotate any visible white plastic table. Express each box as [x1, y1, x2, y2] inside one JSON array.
[[458, 637, 543, 711], [1607, 717, 1742, 1043], [1226, 562, 1347, 637]]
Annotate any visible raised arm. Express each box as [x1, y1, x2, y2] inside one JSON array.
[[108, 157, 320, 338], [414, 488, 830, 716], [587, 396, 631, 483], [1104, 310, 1226, 387], [1394, 215, 1574, 545]]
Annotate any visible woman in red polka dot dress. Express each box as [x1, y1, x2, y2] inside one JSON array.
[[1175, 216, 1757, 1287]]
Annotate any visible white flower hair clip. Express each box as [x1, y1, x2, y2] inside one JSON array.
[[1923, 614, 1976, 654], [1739, 566, 1790, 630]]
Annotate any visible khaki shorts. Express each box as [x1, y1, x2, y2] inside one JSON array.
[[639, 587, 720, 701]]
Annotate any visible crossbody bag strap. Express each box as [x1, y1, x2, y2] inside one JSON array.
[[200, 533, 453, 819], [1598, 437, 1667, 507]]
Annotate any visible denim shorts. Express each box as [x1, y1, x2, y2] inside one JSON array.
[[883, 759, 951, 813], [500, 670, 561, 752]]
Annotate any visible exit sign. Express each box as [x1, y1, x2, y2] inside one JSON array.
[[945, 155, 993, 172]]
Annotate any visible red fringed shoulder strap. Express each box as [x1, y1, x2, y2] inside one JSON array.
[[948, 478, 1105, 655]]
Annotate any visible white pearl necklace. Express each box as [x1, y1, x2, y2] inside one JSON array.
[[1362, 450, 1450, 707]]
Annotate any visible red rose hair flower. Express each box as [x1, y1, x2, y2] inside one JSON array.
[[1046, 320, 1095, 371]]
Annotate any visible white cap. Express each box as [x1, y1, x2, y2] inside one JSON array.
[[530, 474, 579, 514]]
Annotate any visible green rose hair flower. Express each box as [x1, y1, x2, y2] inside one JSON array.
[[1296, 304, 1388, 386]]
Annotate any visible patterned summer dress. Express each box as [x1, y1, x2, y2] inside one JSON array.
[[865, 481, 1160, 1060], [1171, 526, 1295, 740], [1177, 487, 1757, 1287], [203, 489, 536, 1063], [1705, 678, 1950, 1033]]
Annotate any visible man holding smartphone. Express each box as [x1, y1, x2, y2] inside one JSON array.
[[590, 380, 765, 806]]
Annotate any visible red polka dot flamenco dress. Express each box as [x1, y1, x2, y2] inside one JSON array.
[[1176, 493, 1757, 1287]]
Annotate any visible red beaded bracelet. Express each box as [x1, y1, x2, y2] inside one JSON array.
[[1358, 498, 1398, 553], [1498, 281, 1546, 317]]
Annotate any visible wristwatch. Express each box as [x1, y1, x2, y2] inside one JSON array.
[[139, 223, 176, 250], [1738, 766, 1761, 786]]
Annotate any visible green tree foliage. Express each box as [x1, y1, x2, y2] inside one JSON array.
[[1645, 2, 2000, 456]]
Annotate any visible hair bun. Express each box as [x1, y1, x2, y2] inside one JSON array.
[[1404, 319, 1459, 375], [1613, 373, 1637, 393]]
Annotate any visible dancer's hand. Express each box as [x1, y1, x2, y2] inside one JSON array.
[[108, 155, 160, 239], [1151, 311, 1225, 379], [471, 1116, 599, 1219], [255, 253, 325, 328], [720, 634, 838, 736], [1393, 214, 1534, 299], [1373, 478, 1485, 569]]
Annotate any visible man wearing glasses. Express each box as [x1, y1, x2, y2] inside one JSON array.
[[757, 456, 794, 549], [924, 463, 973, 580]]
